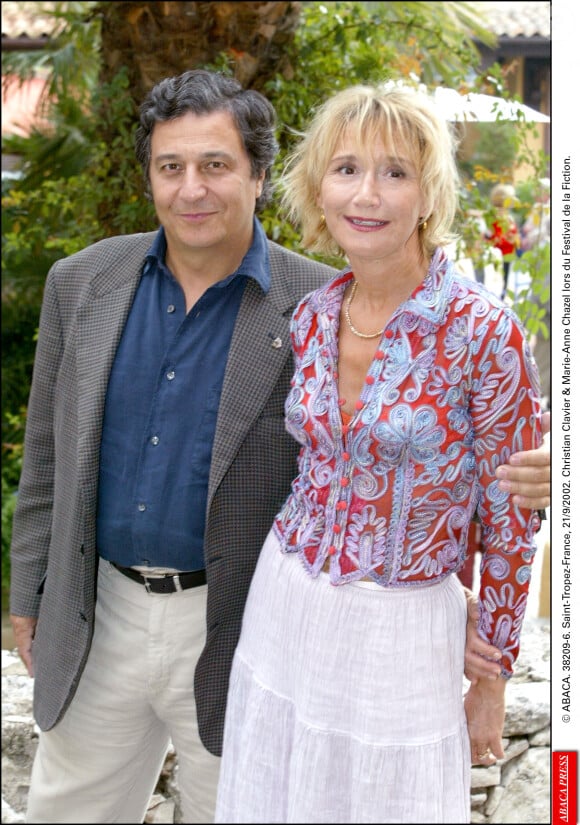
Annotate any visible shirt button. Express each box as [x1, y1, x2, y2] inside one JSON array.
[[333, 524, 341, 534], [137, 503, 146, 512], [328, 546, 337, 556], [167, 304, 176, 313], [340, 477, 349, 487], [337, 501, 347, 511], [342, 451, 350, 460], [166, 370, 175, 381], [150, 436, 160, 446]]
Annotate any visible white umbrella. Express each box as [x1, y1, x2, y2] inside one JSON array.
[[432, 86, 550, 123]]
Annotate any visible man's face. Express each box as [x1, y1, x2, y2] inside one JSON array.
[[149, 110, 264, 260]]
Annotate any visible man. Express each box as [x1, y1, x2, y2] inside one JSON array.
[[10, 70, 550, 824]]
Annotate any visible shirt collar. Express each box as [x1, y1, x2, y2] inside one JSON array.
[[144, 217, 271, 293], [333, 247, 455, 326]]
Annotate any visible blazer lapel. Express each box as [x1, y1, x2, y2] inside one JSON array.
[[208, 275, 294, 505], [76, 265, 145, 506]]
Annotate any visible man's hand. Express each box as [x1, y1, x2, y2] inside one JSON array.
[[495, 410, 550, 510], [464, 589, 502, 684], [10, 615, 37, 677]]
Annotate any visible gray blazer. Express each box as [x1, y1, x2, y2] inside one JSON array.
[[9, 231, 335, 755]]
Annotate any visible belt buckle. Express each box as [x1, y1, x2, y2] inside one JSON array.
[[172, 574, 183, 593], [143, 576, 153, 594]]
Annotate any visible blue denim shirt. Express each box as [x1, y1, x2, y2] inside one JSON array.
[[97, 219, 270, 570]]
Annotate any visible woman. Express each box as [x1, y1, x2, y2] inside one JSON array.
[[215, 84, 542, 824]]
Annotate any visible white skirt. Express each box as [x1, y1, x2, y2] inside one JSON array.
[[215, 530, 471, 824]]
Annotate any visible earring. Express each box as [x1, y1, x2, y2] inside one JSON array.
[[418, 216, 428, 230], [320, 213, 326, 226]]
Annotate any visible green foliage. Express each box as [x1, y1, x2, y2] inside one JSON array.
[[457, 121, 519, 187], [2, 171, 102, 415], [258, 0, 498, 258], [510, 244, 550, 337], [2, 1, 102, 188], [2, 411, 25, 490], [85, 69, 158, 236], [265, 1, 494, 143], [2, 478, 18, 604], [1, 410, 24, 603], [455, 122, 550, 340], [1, 2, 101, 93], [1, 68, 156, 420]]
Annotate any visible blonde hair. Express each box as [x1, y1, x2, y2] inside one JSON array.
[[279, 84, 461, 259]]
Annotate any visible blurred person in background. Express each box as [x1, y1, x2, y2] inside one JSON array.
[[485, 182, 521, 299]]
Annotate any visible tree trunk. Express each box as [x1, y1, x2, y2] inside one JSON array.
[[95, 1, 301, 236], [98, 0, 302, 103]]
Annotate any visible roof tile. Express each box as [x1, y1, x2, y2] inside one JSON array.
[[2, 1, 65, 40], [1, 0, 552, 43], [474, 1, 551, 39]]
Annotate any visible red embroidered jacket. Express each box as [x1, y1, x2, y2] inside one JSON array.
[[273, 248, 542, 676]]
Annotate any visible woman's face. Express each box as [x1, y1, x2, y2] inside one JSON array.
[[318, 126, 427, 266]]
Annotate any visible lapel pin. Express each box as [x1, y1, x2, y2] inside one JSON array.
[[268, 333, 282, 349]]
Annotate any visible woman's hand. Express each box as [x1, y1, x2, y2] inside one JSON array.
[[464, 589, 502, 683], [464, 676, 506, 766]]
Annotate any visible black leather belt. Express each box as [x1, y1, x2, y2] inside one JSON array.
[[112, 563, 206, 594]]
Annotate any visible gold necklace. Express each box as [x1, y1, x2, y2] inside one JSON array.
[[344, 281, 384, 339]]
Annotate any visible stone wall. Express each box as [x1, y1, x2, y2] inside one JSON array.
[[1, 618, 550, 824]]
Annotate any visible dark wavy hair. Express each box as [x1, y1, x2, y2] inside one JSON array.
[[135, 70, 278, 212]]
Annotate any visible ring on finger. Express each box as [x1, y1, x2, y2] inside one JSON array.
[[477, 748, 491, 760]]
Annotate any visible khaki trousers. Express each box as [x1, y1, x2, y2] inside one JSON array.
[[26, 560, 220, 823]]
